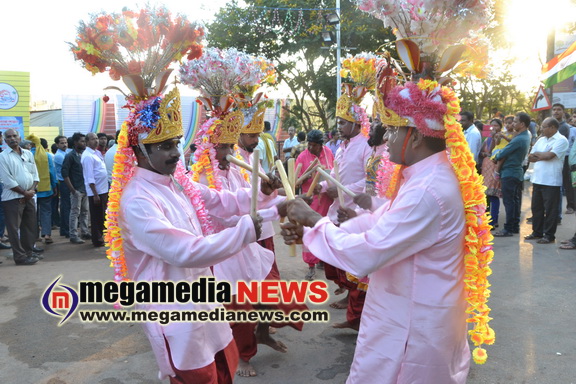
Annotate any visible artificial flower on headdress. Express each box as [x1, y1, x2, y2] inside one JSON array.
[[356, 0, 494, 81], [338, 52, 387, 137], [70, 5, 204, 98], [71, 6, 211, 283], [384, 78, 495, 364]]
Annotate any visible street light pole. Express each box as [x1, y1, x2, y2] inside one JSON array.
[[336, 0, 341, 97]]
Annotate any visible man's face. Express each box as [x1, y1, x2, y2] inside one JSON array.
[[215, 144, 234, 170], [86, 133, 98, 150], [541, 118, 556, 138], [75, 137, 87, 151], [307, 142, 323, 157], [459, 115, 472, 129], [512, 116, 524, 132], [571, 113, 576, 124], [337, 118, 359, 140], [57, 137, 68, 151], [239, 133, 259, 153], [368, 118, 384, 147], [98, 136, 108, 148], [387, 126, 411, 165], [4, 129, 20, 150], [146, 138, 181, 175], [552, 106, 564, 121], [288, 127, 295, 137]]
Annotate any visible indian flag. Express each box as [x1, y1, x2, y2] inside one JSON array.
[[541, 40, 576, 88]]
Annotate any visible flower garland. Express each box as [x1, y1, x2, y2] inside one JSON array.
[[425, 79, 495, 364], [191, 117, 222, 190], [375, 145, 403, 199], [104, 121, 136, 282], [173, 162, 214, 236], [233, 145, 250, 183], [352, 104, 371, 138]]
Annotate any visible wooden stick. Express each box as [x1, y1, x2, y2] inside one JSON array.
[[316, 167, 357, 198], [295, 158, 319, 186], [333, 162, 345, 206], [250, 149, 260, 218], [294, 163, 303, 182], [226, 155, 270, 182], [306, 172, 322, 197], [275, 159, 296, 256], [287, 158, 296, 196]]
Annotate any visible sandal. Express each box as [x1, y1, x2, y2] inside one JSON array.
[[559, 241, 576, 249], [44, 236, 54, 244]]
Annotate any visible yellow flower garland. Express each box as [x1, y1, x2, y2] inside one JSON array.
[[414, 79, 495, 364]]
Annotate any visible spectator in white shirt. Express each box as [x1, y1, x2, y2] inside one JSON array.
[[282, 126, 298, 160], [524, 117, 569, 244], [104, 130, 119, 185], [82, 132, 109, 247], [460, 111, 482, 163], [0, 129, 40, 265]]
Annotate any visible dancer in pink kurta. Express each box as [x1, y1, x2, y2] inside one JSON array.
[[279, 79, 494, 383]]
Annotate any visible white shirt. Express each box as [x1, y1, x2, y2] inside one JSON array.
[[530, 131, 568, 186], [283, 136, 299, 159], [0, 147, 39, 201], [257, 137, 277, 173], [464, 125, 482, 163], [104, 144, 117, 184], [81, 147, 109, 196]]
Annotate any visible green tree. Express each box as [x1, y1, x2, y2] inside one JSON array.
[[207, 0, 394, 132]]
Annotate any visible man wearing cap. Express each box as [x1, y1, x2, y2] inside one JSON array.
[[294, 129, 334, 280], [111, 88, 280, 383], [281, 80, 482, 383]]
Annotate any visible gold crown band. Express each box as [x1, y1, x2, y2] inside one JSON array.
[[211, 110, 245, 144], [142, 87, 184, 144], [241, 106, 266, 134]]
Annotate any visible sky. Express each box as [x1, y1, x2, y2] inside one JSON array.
[[3, 0, 576, 109]]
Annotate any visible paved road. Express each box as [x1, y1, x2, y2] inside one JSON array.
[[1, 186, 575, 383]]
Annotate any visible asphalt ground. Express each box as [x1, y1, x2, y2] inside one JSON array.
[[0, 183, 575, 383]]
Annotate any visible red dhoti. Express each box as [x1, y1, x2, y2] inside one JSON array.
[[165, 338, 238, 384]]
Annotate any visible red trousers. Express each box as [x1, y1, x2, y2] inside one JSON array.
[[165, 338, 238, 384], [346, 288, 366, 328]]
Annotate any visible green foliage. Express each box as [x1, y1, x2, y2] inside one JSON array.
[[207, 0, 394, 131]]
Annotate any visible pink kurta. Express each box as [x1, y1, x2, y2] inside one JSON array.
[[321, 133, 371, 222], [210, 167, 274, 294], [303, 151, 470, 383], [120, 167, 272, 380]]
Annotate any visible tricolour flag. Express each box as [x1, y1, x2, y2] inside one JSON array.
[[541, 40, 576, 88]]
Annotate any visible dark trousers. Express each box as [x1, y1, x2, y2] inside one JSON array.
[[2, 198, 37, 263], [487, 195, 500, 226], [51, 193, 59, 227], [88, 193, 108, 245], [531, 183, 560, 240], [501, 177, 522, 233], [58, 181, 71, 236], [562, 156, 575, 210]]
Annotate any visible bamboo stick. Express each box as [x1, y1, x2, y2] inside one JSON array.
[[250, 149, 260, 218], [306, 172, 322, 197], [226, 154, 270, 182], [275, 159, 296, 256], [333, 162, 345, 206], [315, 167, 357, 198]]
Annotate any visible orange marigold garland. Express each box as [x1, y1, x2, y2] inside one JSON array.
[[104, 121, 136, 282], [233, 145, 250, 183], [431, 79, 495, 364], [191, 117, 222, 190]]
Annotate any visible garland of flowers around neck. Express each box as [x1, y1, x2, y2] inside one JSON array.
[[233, 145, 250, 183], [105, 121, 136, 282], [375, 145, 403, 199], [352, 104, 370, 138], [105, 121, 215, 284], [191, 117, 223, 191], [429, 79, 495, 364]]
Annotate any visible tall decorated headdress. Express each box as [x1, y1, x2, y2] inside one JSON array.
[[180, 48, 256, 189], [235, 55, 276, 135], [339, 53, 388, 137], [358, 0, 496, 364], [70, 6, 213, 284]]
